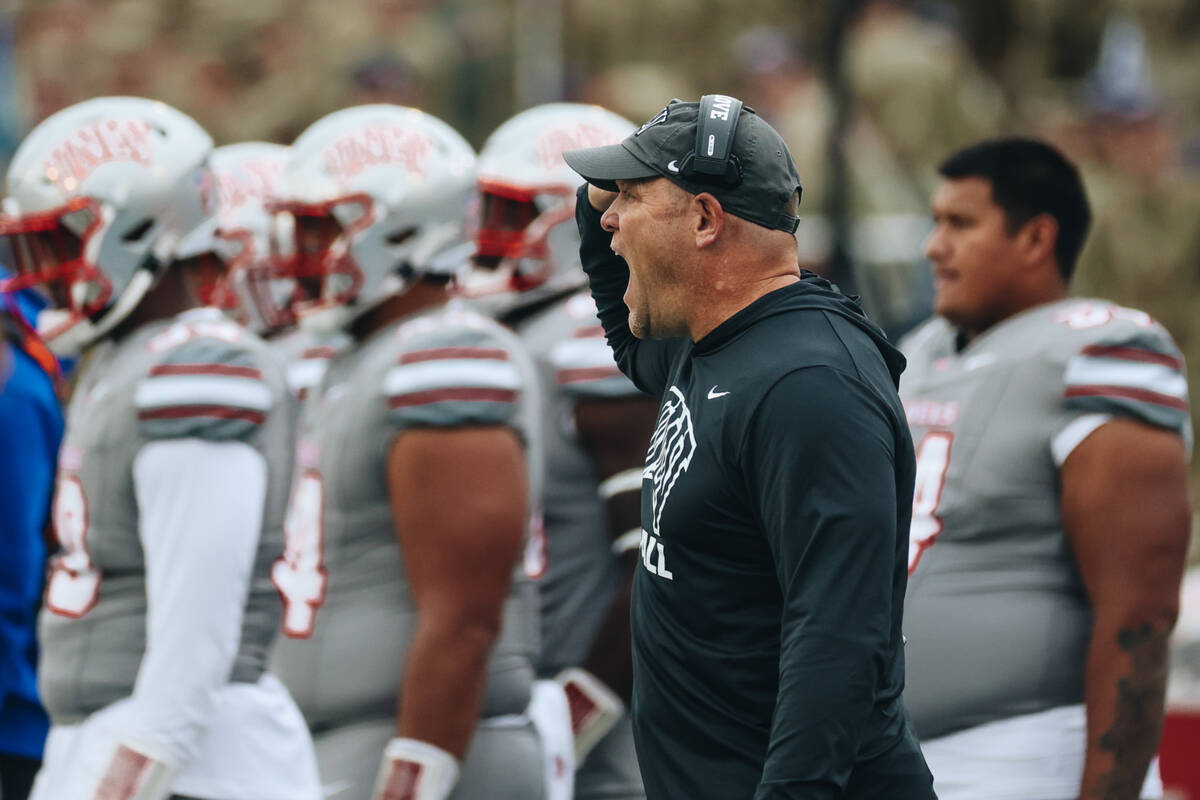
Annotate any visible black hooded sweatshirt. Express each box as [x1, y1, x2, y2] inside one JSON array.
[[576, 187, 934, 800]]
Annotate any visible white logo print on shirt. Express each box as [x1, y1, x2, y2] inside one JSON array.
[[644, 386, 696, 536]]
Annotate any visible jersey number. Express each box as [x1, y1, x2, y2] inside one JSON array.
[[272, 469, 328, 638], [909, 432, 953, 574], [523, 509, 548, 580], [46, 475, 102, 618]]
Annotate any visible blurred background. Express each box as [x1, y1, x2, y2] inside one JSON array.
[[1, 0, 1197, 524], [2, 4, 1199, 521]]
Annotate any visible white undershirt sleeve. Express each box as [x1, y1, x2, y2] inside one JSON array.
[[127, 438, 267, 768], [1051, 413, 1113, 467]]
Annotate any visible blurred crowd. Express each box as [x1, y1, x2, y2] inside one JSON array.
[[2, 0, 1199, 504]]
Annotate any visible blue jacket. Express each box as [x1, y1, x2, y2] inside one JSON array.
[[0, 286, 63, 760]]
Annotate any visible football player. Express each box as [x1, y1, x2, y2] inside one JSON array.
[[0, 97, 319, 799], [178, 141, 350, 401], [266, 104, 564, 800], [469, 103, 659, 800], [900, 138, 1191, 799]]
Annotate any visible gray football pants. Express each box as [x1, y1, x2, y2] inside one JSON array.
[[575, 713, 645, 800], [313, 716, 544, 800]]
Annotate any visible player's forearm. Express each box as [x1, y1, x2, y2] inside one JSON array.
[[398, 614, 501, 757], [127, 440, 264, 765], [1078, 612, 1173, 800], [95, 440, 266, 799]]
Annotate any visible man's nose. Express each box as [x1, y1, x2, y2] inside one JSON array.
[[923, 227, 946, 262], [600, 205, 619, 233]]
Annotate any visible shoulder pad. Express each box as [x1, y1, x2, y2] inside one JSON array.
[[286, 345, 341, 401], [1062, 320, 1190, 436], [135, 336, 278, 441], [550, 324, 638, 398], [384, 326, 524, 429]]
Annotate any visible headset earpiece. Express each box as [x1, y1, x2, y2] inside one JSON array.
[[692, 95, 744, 177]]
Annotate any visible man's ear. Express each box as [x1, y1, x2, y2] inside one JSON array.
[[1017, 213, 1059, 268], [693, 192, 724, 249]]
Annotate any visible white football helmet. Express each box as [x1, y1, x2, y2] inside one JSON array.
[[0, 96, 213, 354], [175, 141, 292, 333], [266, 104, 476, 332], [467, 103, 635, 302]]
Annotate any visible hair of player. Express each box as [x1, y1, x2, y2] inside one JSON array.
[[938, 138, 1092, 282]]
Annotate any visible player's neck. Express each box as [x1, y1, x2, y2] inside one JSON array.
[[960, 282, 1070, 345], [106, 268, 195, 341], [348, 280, 451, 342]]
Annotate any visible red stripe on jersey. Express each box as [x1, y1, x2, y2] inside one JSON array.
[[1080, 345, 1183, 371], [572, 325, 606, 339], [556, 366, 622, 384], [149, 363, 263, 379], [388, 388, 517, 408], [398, 347, 509, 365], [1065, 384, 1189, 411], [138, 405, 267, 424], [300, 346, 338, 360]]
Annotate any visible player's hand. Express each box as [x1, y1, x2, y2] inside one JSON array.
[[587, 184, 618, 214], [91, 742, 175, 800]]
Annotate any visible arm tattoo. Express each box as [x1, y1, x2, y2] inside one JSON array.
[[1088, 623, 1170, 800]]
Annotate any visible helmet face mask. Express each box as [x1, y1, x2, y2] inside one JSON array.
[[468, 103, 636, 308], [468, 181, 577, 295], [474, 185, 542, 268], [0, 196, 110, 340], [261, 194, 372, 328], [173, 250, 237, 311]]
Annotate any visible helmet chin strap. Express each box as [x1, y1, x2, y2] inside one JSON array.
[[41, 268, 156, 356]]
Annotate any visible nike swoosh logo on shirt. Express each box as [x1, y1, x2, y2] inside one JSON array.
[[707, 385, 730, 399]]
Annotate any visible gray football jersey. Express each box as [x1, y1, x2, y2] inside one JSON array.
[[270, 302, 543, 730], [39, 309, 295, 724], [267, 326, 351, 403], [516, 290, 643, 674], [899, 298, 1191, 739]]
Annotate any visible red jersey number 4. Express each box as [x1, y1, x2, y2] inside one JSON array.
[[272, 469, 329, 638], [45, 475, 102, 618], [908, 432, 953, 574]]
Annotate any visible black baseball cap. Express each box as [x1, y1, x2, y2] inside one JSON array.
[[563, 96, 802, 233]]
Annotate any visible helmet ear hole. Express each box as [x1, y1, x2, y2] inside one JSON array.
[[122, 218, 154, 243]]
